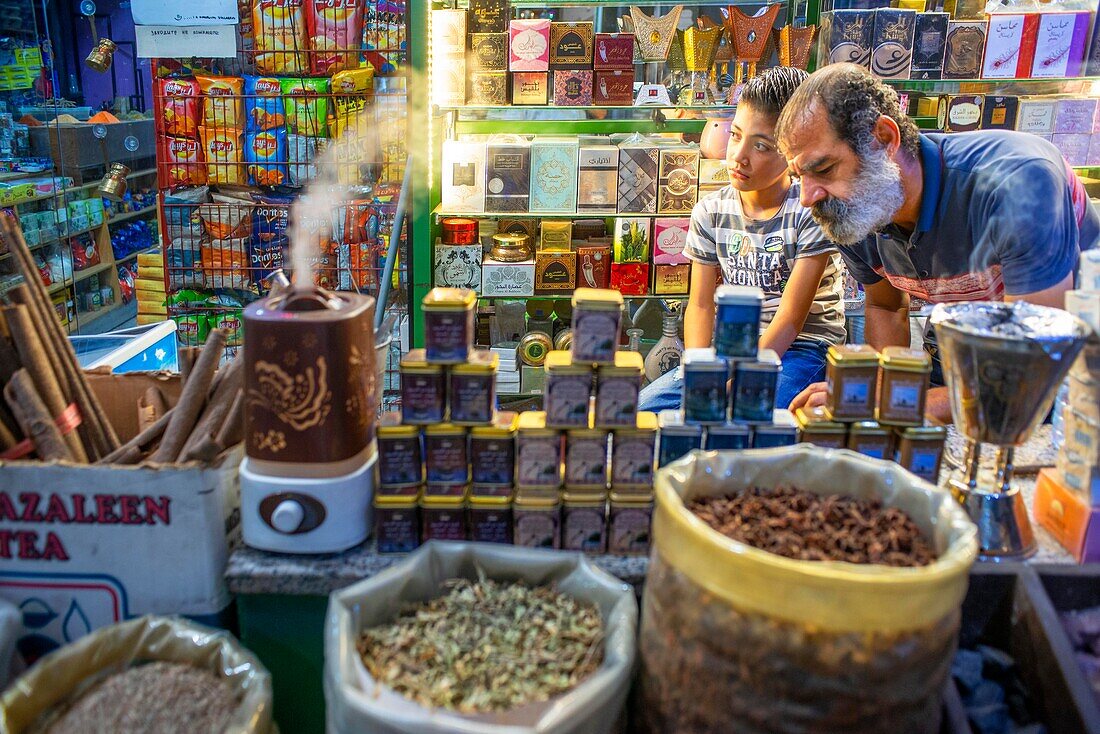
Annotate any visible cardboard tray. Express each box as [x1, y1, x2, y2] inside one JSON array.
[[1033, 565, 1100, 730]]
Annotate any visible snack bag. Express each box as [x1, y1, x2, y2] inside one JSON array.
[[306, 0, 363, 74], [250, 193, 290, 282], [287, 134, 321, 185], [159, 136, 206, 186], [211, 310, 245, 347], [331, 66, 374, 94], [157, 78, 201, 138], [342, 200, 377, 244], [202, 238, 250, 289], [174, 313, 211, 346], [117, 264, 135, 303], [196, 74, 245, 130], [246, 129, 289, 187], [252, 0, 308, 74], [328, 135, 369, 185], [331, 94, 371, 140], [244, 74, 286, 132], [70, 233, 100, 271], [199, 127, 245, 186], [281, 77, 329, 137], [199, 193, 252, 239]]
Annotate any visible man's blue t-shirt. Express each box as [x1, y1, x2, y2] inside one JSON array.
[[840, 131, 1099, 301]]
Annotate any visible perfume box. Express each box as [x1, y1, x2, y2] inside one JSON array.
[[871, 9, 916, 80], [540, 220, 572, 251], [1053, 133, 1090, 167], [617, 142, 659, 213], [981, 14, 1039, 79], [468, 72, 509, 105], [529, 137, 579, 213], [1032, 11, 1091, 78], [653, 217, 691, 265], [698, 159, 730, 196], [432, 53, 467, 107], [432, 9, 467, 54], [435, 244, 483, 292], [482, 258, 535, 297], [553, 70, 594, 106], [510, 19, 551, 72], [1016, 97, 1057, 134], [1055, 98, 1098, 134], [534, 251, 577, 294], [910, 12, 948, 79], [578, 144, 619, 213], [980, 96, 1019, 130], [573, 219, 607, 240], [512, 72, 549, 105], [1087, 136, 1100, 168], [658, 147, 700, 215], [497, 218, 537, 239], [469, 0, 508, 33], [470, 32, 509, 71], [823, 10, 875, 68], [594, 33, 635, 70], [593, 71, 635, 106], [944, 21, 986, 79], [485, 142, 531, 212], [441, 139, 487, 212], [654, 263, 691, 295], [576, 244, 612, 289], [941, 95, 983, 132], [610, 262, 650, 296], [550, 22, 594, 69], [613, 217, 651, 263]]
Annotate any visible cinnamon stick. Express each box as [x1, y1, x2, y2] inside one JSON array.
[[138, 386, 169, 433], [179, 346, 201, 384], [1, 304, 88, 462], [150, 329, 226, 463], [4, 370, 74, 462], [179, 357, 242, 459], [215, 390, 244, 449], [98, 410, 172, 464], [181, 435, 224, 464], [110, 445, 144, 465]]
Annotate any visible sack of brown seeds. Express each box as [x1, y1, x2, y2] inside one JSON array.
[[0, 616, 273, 734], [636, 445, 978, 734]]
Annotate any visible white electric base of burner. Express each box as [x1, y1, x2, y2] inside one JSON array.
[[240, 451, 376, 554]]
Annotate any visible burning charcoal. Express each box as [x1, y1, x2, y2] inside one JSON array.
[[968, 680, 1006, 708], [967, 702, 1011, 734], [978, 644, 1017, 677], [953, 649, 985, 691]]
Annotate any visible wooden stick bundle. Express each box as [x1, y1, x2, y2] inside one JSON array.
[[150, 329, 227, 463], [4, 370, 73, 462]]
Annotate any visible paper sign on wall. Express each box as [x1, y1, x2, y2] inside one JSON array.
[[135, 25, 238, 58], [131, 0, 238, 26]]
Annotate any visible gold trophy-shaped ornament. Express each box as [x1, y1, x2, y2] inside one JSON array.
[[725, 4, 783, 85], [682, 22, 722, 105], [630, 5, 684, 61], [776, 24, 817, 70]]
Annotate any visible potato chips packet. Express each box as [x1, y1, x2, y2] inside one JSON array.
[[244, 74, 286, 132], [159, 136, 206, 186], [281, 77, 329, 137], [252, 0, 308, 74], [196, 74, 244, 130], [306, 0, 364, 74], [158, 78, 200, 138], [245, 129, 289, 187], [199, 127, 245, 186]]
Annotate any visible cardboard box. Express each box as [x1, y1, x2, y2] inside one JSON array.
[[594, 33, 635, 70], [1015, 97, 1057, 134], [432, 52, 466, 107], [1034, 468, 1100, 563], [1064, 406, 1100, 467], [509, 19, 551, 72], [482, 258, 535, 296], [540, 221, 572, 251], [520, 365, 545, 394], [434, 243, 483, 292], [497, 218, 537, 239], [593, 71, 634, 106], [485, 142, 531, 212], [575, 244, 612, 289], [1070, 368, 1100, 424], [468, 71, 509, 105], [469, 0, 508, 33], [617, 142, 659, 213], [1055, 98, 1098, 134], [871, 9, 916, 80], [511, 72, 549, 105], [1070, 339, 1100, 384], [578, 144, 619, 213], [654, 263, 691, 294], [657, 147, 700, 214], [1032, 11, 1090, 78], [0, 371, 238, 672], [610, 262, 650, 295], [980, 95, 1018, 129], [1088, 136, 1100, 168], [982, 13, 1038, 79], [698, 159, 730, 196], [553, 70, 593, 106], [534, 251, 577, 294], [653, 217, 691, 264], [431, 8, 467, 54], [612, 217, 651, 263], [823, 10, 874, 68], [1053, 133, 1091, 166], [941, 95, 983, 132], [469, 32, 509, 71], [910, 12, 949, 79], [550, 22, 594, 69], [529, 137, 578, 213], [1058, 447, 1100, 504], [943, 21, 986, 79], [441, 140, 487, 212]]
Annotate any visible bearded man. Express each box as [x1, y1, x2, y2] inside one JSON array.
[[777, 63, 1100, 422]]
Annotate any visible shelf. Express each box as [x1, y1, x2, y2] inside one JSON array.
[[75, 300, 126, 329], [454, 117, 708, 135], [440, 104, 736, 113], [505, 0, 762, 6], [115, 245, 161, 265], [477, 293, 684, 300], [74, 260, 115, 284], [46, 278, 72, 295], [71, 167, 158, 192], [886, 76, 1100, 88], [106, 205, 158, 225], [435, 206, 698, 219]]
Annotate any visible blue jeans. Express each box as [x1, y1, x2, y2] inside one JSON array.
[[638, 339, 831, 413]]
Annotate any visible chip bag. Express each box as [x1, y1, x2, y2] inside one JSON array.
[[202, 238, 250, 289], [250, 193, 290, 282], [246, 129, 289, 187], [281, 77, 329, 137], [252, 0, 308, 73], [199, 127, 245, 186], [287, 134, 320, 186], [199, 192, 252, 239], [244, 74, 286, 132], [174, 313, 211, 346], [331, 94, 371, 140], [160, 136, 206, 186], [211, 309, 245, 347], [331, 66, 374, 94], [196, 74, 245, 130], [306, 0, 363, 74], [157, 78, 201, 138]]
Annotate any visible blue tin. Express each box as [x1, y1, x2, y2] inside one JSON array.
[[657, 410, 703, 467], [752, 425, 798, 449], [682, 348, 729, 425], [713, 285, 764, 360], [704, 423, 751, 450], [732, 349, 782, 424]]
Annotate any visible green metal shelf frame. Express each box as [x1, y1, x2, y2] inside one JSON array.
[[453, 117, 711, 134]]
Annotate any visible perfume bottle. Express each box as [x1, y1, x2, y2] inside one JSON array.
[[645, 312, 684, 383], [626, 328, 644, 354]]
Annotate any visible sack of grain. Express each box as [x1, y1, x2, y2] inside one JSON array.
[[1, 616, 273, 734], [325, 540, 637, 734], [637, 445, 979, 734]]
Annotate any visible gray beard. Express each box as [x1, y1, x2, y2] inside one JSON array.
[[811, 147, 905, 245]]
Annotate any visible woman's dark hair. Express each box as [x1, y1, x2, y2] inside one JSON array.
[[738, 66, 810, 118], [776, 62, 922, 157]]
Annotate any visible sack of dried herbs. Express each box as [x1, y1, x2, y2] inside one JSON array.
[[325, 540, 638, 734], [1, 616, 274, 734], [636, 445, 979, 734]]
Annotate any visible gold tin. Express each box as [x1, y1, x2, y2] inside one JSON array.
[[541, 220, 573, 251], [468, 494, 513, 544], [545, 349, 594, 429], [825, 344, 880, 422], [565, 427, 609, 490], [895, 424, 947, 484], [516, 410, 562, 491], [97, 162, 130, 202], [630, 6, 683, 61], [519, 331, 553, 367], [562, 491, 607, 552], [470, 411, 518, 486], [610, 411, 657, 489], [421, 287, 477, 364], [877, 346, 932, 427], [571, 288, 624, 365], [420, 493, 468, 542], [794, 406, 848, 449], [595, 351, 644, 428], [847, 420, 894, 461], [375, 492, 421, 554], [490, 232, 533, 262], [85, 38, 117, 73], [449, 349, 499, 426], [398, 348, 446, 424], [554, 329, 573, 352]]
